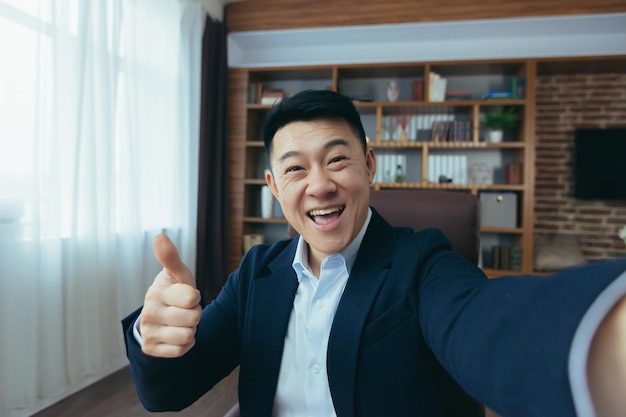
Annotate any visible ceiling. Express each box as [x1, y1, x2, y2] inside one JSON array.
[[227, 12, 626, 67]]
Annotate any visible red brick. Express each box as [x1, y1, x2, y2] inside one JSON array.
[[534, 71, 626, 262]]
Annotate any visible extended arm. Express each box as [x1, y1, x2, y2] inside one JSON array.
[[418, 248, 626, 417]]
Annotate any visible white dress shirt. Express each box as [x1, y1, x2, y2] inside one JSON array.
[[272, 209, 372, 417]]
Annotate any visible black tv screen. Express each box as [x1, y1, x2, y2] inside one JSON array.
[[573, 128, 626, 200]]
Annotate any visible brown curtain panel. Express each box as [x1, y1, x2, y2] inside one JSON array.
[[195, 16, 228, 306]]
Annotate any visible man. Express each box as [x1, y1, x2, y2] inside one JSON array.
[[123, 90, 626, 417]]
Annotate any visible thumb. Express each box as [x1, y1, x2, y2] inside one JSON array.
[[153, 233, 195, 287]]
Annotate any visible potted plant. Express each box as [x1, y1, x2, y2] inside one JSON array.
[[484, 107, 519, 143]]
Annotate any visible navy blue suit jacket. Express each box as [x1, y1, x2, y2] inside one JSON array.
[[122, 209, 626, 417]]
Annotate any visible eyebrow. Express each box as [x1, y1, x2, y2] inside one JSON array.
[[276, 138, 351, 163]]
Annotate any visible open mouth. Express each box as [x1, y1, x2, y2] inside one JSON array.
[[308, 206, 345, 225]]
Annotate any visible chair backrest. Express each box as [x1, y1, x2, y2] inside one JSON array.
[[369, 189, 480, 264], [287, 189, 480, 265]]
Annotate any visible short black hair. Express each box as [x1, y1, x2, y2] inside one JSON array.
[[262, 89, 367, 163]]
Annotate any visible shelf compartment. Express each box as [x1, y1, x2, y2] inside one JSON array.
[[379, 104, 473, 143], [427, 146, 525, 187], [241, 222, 290, 254], [244, 146, 268, 180], [429, 60, 527, 102], [243, 183, 283, 219], [338, 64, 426, 103], [480, 232, 524, 272]]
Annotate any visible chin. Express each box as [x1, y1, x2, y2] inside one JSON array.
[[312, 234, 350, 254]]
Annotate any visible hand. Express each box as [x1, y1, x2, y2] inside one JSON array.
[[139, 233, 202, 358], [587, 294, 626, 417]]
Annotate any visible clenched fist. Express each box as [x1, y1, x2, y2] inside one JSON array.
[[139, 234, 202, 358]]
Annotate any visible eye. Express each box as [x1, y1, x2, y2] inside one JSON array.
[[329, 155, 347, 164], [285, 165, 302, 174]]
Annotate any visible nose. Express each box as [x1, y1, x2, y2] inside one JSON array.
[[306, 167, 337, 197]]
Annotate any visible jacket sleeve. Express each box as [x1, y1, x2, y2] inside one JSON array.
[[417, 234, 626, 417]]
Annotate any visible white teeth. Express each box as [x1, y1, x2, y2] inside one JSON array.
[[309, 207, 341, 216]]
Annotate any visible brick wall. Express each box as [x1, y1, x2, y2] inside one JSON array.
[[534, 73, 626, 261]]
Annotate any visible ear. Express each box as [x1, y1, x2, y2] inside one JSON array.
[[366, 147, 377, 184], [265, 169, 280, 199]]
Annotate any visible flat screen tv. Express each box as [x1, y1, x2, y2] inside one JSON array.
[[573, 128, 626, 200]]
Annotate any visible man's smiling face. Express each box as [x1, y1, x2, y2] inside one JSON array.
[[265, 118, 376, 272]]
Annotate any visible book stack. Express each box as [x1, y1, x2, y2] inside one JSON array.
[[260, 89, 285, 105], [491, 246, 522, 271], [483, 90, 512, 100], [505, 162, 524, 184], [445, 90, 472, 100], [243, 234, 264, 253], [482, 76, 526, 100], [428, 72, 447, 102], [431, 120, 472, 142], [413, 111, 455, 141]]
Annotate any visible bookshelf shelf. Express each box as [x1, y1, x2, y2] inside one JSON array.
[[243, 217, 288, 224], [243, 179, 267, 185], [481, 227, 524, 234], [247, 103, 274, 110]]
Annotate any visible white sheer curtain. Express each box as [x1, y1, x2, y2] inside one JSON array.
[[0, 1, 204, 415]]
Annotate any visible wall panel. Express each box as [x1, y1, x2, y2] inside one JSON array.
[[226, 0, 626, 32]]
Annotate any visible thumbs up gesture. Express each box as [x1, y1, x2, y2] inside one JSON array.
[[139, 234, 202, 358]]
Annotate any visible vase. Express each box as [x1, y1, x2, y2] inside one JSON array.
[[487, 129, 503, 143], [387, 80, 400, 102], [261, 186, 274, 218]]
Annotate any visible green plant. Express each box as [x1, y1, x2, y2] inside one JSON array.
[[484, 107, 519, 130]]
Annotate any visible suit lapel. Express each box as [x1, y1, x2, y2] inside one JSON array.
[[241, 241, 299, 416], [327, 211, 397, 417]]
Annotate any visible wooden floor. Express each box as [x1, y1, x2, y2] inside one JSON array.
[[32, 366, 239, 417], [30, 365, 502, 417]]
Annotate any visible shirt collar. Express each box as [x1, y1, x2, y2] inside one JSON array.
[[292, 208, 372, 280]]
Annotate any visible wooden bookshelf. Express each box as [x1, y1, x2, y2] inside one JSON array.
[[227, 58, 539, 275]]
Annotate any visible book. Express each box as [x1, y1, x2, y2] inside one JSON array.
[[462, 120, 470, 142], [412, 79, 424, 101], [490, 246, 522, 271], [505, 162, 524, 185], [510, 246, 522, 271], [260, 89, 285, 105], [483, 90, 513, 100], [445, 90, 472, 100], [431, 121, 448, 142], [508, 76, 526, 99], [428, 71, 447, 102], [247, 82, 264, 104], [243, 234, 264, 253]]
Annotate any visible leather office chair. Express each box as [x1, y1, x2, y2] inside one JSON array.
[[222, 189, 480, 416], [368, 189, 480, 264], [287, 189, 480, 264]]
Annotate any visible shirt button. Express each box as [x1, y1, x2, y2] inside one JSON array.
[[316, 299, 325, 308], [311, 364, 321, 374]]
